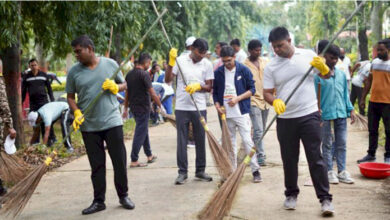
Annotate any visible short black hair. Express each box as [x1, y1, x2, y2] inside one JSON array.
[[325, 44, 340, 57], [71, 35, 95, 51], [378, 38, 390, 50], [28, 58, 38, 64], [317, 39, 329, 54], [220, 46, 235, 58], [230, 39, 240, 47], [138, 53, 152, 65], [192, 38, 209, 53], [268, 27, 290, 42], [217, 41, 228, 47], [248, 39, 262, 51], [152, 63, 160, 70]]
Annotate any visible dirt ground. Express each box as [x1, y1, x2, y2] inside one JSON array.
[[14, 107, 390, 220]]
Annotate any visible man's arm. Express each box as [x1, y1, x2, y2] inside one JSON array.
[[118, 82, 127, 92], [30, 126, 41, 145], [359, 73, 372, 110], [228, 90, 252, 107], [263, 88, 276, 105], [67, 93, 78, 111], [200, 80, 212, 92], [165, 65, 174, 84], [149, 87, 162, 107], [46, 75, 55, 101], [42, 125, 51, 145]]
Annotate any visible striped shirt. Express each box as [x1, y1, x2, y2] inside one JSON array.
[[370, 58, 390, 104]]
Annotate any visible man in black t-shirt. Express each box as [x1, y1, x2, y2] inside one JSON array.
[[123, 53, 162, 168]]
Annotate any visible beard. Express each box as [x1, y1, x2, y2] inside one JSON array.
[[378, 53, 388, 60]]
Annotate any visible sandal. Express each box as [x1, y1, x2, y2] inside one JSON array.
[[147, 155, 157, 164], [130, 163, 148, 168]]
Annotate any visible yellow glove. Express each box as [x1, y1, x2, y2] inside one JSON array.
[[169, 48, 178, 67], [273, 99, 286, 115], [72, 109, 85, 131], [185, 83, 202, 95], [310, 56, 329, 76], [102, 78, 119, 94]]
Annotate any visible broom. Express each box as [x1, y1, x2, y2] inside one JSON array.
[[220, 109, 234, 168], [0, 9, 168, 218], [0, 150, 30, 184], [353, 113, 368, 130], [151, 0, 233, 180], [198, 2, 366, 219]]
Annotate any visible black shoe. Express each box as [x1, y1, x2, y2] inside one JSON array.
[[357, 154, 376, 164], [175, 173, 188, 185], [195, 172, 213, 182], [81, 202, 106, 215], [119, 197, 135, 210]]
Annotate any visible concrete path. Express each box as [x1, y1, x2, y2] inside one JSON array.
[[17, 107, 390, 220]]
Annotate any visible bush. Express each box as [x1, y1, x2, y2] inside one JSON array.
[[52, 83, 66, 91]]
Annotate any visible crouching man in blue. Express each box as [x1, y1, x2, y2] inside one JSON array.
[[315, 43, 356, 184], [213, 46, 262, 183]]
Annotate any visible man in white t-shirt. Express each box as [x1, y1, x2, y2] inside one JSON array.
[[165, 38, 214, 185], [336, 48, 352, 89], [350, 60, 371, 115], [230, 38, 247, 63], [263, 27, 334, 216]]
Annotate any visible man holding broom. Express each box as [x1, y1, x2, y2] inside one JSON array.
[[165, 38, 214, 185], [263, 27, 334, 216], [213, 45, 262, 183], [66, 35, 134, 215]]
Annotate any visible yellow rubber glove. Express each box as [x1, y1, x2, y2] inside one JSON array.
[[73, 109, 85, 131], [102, 78, 119, 94], [169, 48, 178, 67], [185, 83, 202, 95], [273, 99, 286, 115], [310, 56, 329, 76]]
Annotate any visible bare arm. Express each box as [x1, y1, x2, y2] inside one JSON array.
[[201, 80, 213, 92], [228, 90, 252, 107], [42, 126, 51, 145], [165, 65, 174, 84], [30, 126, 40, 145], [123, 89, 129, 113], [118, 82, 127, 92], [67, 93, 79, 112], [263, 88, 276, 105], [149, 87, 162, 107], [359, 73, 372, 110]]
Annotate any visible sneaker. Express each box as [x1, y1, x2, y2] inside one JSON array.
[[327, 170, 339, 184], [357, 154, 376, 164], [187, 141, 195, 148], [321, 199, 335, 216], [195, 172, 213, 182], [67, 147, 74, 153], [283, 196, 297, 210], [257, 157, 267, 166], [175, 173, 188, 185], [337, 170, 354, 184], [252, 171, 262, 183], [385, 157, 390, 164]]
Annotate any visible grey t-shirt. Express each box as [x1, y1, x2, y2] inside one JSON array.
[[66, 57, 124, 132]]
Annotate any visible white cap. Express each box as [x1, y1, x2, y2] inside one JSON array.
[[28, 111, 38, 127], [185, 36, 196, 47]]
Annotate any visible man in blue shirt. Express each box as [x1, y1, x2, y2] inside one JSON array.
[[315, 44, 356, 184]]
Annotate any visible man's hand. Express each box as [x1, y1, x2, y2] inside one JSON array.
[[169, 48, 178, 67], [273, 99, 286, 115], [8, 128, 16, 139], [350, 110, 356, 124], [311, 56, 330, 76], [216, 106, 226, 115], [359, 99, 366, 112], [185, 83, 201, 95], [228, 97, 239, 107], [122, 111, 128, 119], [73, 109, 85, 132], [102, 78, 119, 94]]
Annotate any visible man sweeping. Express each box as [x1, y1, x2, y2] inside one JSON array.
[[213, 45, 262, 183], [66, 35, 134, 215], [165, 38, 214, 185], [263, 27, 334, 216]]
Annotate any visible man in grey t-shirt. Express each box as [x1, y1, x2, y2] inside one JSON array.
[[66, 35, 134, 215]]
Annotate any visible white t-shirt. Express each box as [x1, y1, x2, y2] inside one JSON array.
[[37, 102, 69, 126], [173, 53, 214, 111], [235, 49, 247, 63], [351, 60, 371, 87], [223, 67, 242, 118], [336, 56, 351, 81], [263, 48, 318, 119]]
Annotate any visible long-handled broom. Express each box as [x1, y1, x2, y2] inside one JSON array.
[[151, 1, 233, 180], [220, 109, 234, 168], [198, 1, 367, 219], [0, 150, 30, 184], [0, 9, 168, 218]]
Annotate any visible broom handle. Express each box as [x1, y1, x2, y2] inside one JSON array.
[[258, 0, 366, 145]]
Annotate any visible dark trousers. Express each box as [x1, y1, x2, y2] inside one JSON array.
[[81, 126, 128, 203], [60, 109, 73, 149], [350, 84, 365, 115], [175, 110, 206, 174], [367, 102, 390, 158], [131, 111, 152, 162], [276, 111, 332, 202]]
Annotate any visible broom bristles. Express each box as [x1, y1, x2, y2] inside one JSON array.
[[0, 162, 49, 218], [0, 150, 30, 184], [353, 113, 368, 131], [206, 130, 233, 180], [198, 162, 247, 220], [221, 119, 235, 166]]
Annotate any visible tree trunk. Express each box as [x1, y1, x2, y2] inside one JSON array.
[[370, 1, 383, 43], [65, 53, 73, 73], [35, 42, 46, 71], [357, 1, 369, 61], [113, 31, 121, 65], [1, 44, 25, 148]]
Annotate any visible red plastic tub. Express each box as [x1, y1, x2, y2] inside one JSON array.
[[358, 162, 390, 179]]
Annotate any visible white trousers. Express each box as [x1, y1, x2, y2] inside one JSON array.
[[226, 114, 260, 173]]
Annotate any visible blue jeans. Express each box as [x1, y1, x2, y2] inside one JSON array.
[[249, 106, 269, 159], [321, 118, 347, 172]]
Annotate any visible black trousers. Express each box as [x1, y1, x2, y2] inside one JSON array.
[[59, 109, 73, 149], [81, 126, 128, 203], [131, 111, 152, 162], [175, 110, 206, 174], [350, 84, 365, 115], [276, 111, 332, 202], [367, 102, 390, 158]]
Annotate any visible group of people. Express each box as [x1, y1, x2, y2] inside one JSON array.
[[0, 24, 389, 218]]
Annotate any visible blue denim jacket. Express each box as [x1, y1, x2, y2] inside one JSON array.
[[314, 67, 354, 121], [213, 62, 255, 115]]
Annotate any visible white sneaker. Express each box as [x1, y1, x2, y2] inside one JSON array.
[[337, 170, 354, 184], [327, 170, 339, 184]]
